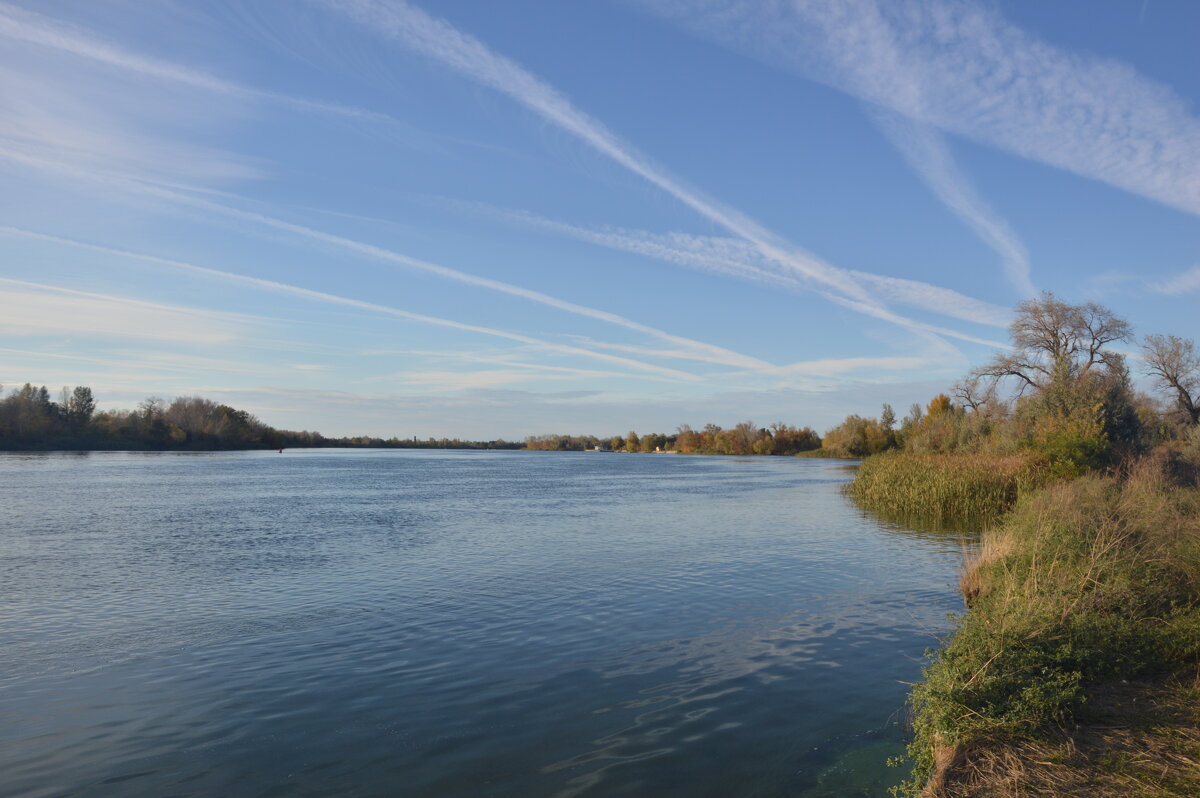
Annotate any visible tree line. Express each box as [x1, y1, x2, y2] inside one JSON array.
[[820, 292, 1200, 471], [10, 293, 1194, 460], [525, 296, 1198, 464], [524, 422, 821, 455], [0, 386, 521, 451]]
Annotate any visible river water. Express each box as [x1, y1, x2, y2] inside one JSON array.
[[1, 450, 964, 797]]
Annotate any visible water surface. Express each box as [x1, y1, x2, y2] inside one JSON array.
[[1, 450, 964, 797]]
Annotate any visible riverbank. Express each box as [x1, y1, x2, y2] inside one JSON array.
[[857, 450, 1200, 796]]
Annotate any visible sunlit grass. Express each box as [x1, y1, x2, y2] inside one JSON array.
[[848, 452, 1046, 527], [894, 457, 1200, 796]]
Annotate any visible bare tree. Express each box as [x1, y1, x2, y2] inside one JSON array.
[[973, 292, 1132, 393], [1142, 334, 1200, 425], [953, 374, 997, 412]]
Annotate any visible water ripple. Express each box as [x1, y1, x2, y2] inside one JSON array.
[[1, 450, 963, 797]]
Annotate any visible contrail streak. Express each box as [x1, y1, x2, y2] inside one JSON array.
[[0, 225, 701, 382]]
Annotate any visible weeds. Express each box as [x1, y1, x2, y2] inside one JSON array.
[[892, 457, 1200, 795]]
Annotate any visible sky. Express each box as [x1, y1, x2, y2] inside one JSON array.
[[1, 0, 1198, 439]]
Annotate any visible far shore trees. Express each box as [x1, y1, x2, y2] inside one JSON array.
[[524, 421, 820, 456], [0, 385, 518, 451]]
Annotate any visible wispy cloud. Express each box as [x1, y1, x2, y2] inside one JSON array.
[[320, 0, 1020, 356], [0, 135, 769, 371], [631, 1, 1039, 295], [444, 198, 1013, 330], [7, 0, 1003, 366], [148, 191, 773, 370], [384, 366, 625, 392], [0, 2, 392, 123], [321, 0, 876, 303], [0, 226, 699, 383], [752, 355, 931, 378], [871, 111, 1035, 296], [0, 55, 261, 185], [0, 277, 260, 343], [1149, 265, 1200, 295], [636, 0, 1200, 218], [0, 346, 312, 381]]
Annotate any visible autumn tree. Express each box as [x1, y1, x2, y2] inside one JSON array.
[[674, 424, 699, 453]]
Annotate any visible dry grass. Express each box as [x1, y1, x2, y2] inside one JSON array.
[[934, 671, 1200, 797], [898, 452, 1200, 796], [958, 534, 1017, 608]]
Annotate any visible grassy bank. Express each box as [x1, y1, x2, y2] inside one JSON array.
[[848, 452, 1047, 527], [932, 671, 1200, 796], [890, 452, 1200, 796]]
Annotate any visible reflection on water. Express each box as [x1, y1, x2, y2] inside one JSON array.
[[1, 450, 963, 796]]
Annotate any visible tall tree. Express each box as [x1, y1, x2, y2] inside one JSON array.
[[974, 292, 1131, 393], [66, 386, 96, 426], [1142, 334, 1200, 425]]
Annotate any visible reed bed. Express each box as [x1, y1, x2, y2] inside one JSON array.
[[847, 452, 1046, 527]]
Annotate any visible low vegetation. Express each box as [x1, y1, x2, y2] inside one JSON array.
[[849, 452, 1045, 527], [902, 459, 1200, 795], [933, 671, 1200, 797], [820, 292, 1200, 795]]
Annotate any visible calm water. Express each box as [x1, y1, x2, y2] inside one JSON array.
[[1, 450, 964, 797]]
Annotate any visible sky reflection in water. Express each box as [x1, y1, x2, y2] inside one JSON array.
[[1, 450, 965, 797]]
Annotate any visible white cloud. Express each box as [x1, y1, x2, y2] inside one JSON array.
[[0, 58, 261, 186], [0, 278, 258, 343], [1149, 265, 1200, 296], [0, 136, 772, 371], [321, 1, 915, 310], [0, 226, 701, 383], [448, 199, 1013, 330], [0, 2, 392, 123], [386, 366, 626, 392], [870, 111, 1035, 296], [636, 0, 1200, 218], [322, 1, 1023, 357], [754, 355, 931, 378], [147, 189, 774, 370]]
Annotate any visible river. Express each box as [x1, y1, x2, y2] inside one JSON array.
[[1, 449, 964, 797]]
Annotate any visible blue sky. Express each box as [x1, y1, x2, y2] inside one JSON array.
[[1, 0, 1198, 438]]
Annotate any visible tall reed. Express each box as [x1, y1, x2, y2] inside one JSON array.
[[848, 452, 1046, 527]]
